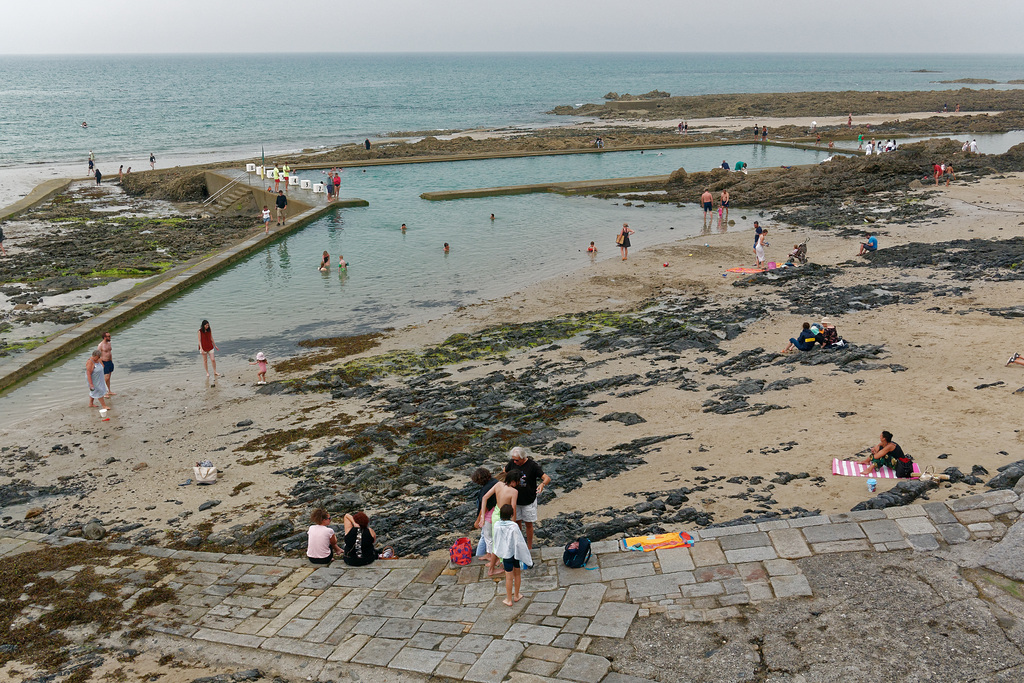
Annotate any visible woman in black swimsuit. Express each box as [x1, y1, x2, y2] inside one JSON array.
[[618, 223, 635, 261]]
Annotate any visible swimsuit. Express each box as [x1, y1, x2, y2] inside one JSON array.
[[102, 360, 114, 375]]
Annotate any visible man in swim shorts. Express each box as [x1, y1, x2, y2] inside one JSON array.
[[701, 189, 714, 221], [97, 331, 115, 397]]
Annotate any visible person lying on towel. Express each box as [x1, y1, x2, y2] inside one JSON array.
[[856, 430, 912, 477]]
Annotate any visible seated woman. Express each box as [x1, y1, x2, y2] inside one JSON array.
[[319, 251, 330, 272], [343, 512, 378, 566], [818, 317, 843, 348], [306, 508, 342, 565], [781, 322, 820, 353]]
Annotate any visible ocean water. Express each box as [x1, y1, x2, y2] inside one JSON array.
[[2, 53, 1023, 167]]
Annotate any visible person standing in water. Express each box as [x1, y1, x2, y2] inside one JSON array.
[[97, 331, 115, 397], [198, 319, 222, 385], [618, 223, 634, 261]]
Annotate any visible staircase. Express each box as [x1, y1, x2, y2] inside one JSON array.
[[205, 184, 251, 215]]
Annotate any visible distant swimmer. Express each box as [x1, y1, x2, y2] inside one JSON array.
[[320, 251, 330, 272], [339, 254, 347, 270], [490, 214, 495, 221], [444, 243, 450, 253], [82, 121, 88, 128], [401, 223, 407, 232]]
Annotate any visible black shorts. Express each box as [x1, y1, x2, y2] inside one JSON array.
[[703, 202, 713, 211], [102, 360, 114, 375], [502, 557, 520, 572]]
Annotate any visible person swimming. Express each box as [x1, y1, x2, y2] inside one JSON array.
[[81, 121, 88, 128], [319, 251, 330, 272], [443, 243, 450, 253], [338, 254, 347, 269], [587, 241, 596, 253]]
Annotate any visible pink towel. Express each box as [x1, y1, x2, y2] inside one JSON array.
[[832, 458, 920, 479]]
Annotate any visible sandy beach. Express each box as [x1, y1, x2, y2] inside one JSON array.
[[4, 167, 1024, 550]]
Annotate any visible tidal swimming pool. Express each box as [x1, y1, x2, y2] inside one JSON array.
[[0, 143, 831, 416]]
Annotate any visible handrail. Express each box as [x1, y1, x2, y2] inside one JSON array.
[[202, 171, 248, 206]]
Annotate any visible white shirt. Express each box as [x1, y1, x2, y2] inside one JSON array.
[[969, 141, 978, 153], [492, 519, 533, 567]]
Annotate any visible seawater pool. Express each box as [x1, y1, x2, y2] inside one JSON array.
[[831, 130, 1024, 155], [0, 143, 830, 417]]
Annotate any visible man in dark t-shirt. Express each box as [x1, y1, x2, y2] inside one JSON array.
[[505, 446, 551, 549], [275, 190, 288, 226]]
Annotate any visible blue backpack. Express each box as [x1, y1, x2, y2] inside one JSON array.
[[563, 537, 592, 568]]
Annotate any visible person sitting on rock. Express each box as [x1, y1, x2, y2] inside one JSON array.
[[818, 317, 844, 348], [343, 512, 378, 566], [306, 508, 342, 565], [859, 234, 878, 255], [781, 322, 821, 353], [856, 430, 911, 477]]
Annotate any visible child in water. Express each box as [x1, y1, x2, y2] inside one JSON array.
[[262, 206, 271, 234], [250, 352, 269, 385], [587, 241, 596, 253], [338, 254, 347, 270]]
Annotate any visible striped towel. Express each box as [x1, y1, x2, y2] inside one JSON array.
[[832, 458, 920, 479]]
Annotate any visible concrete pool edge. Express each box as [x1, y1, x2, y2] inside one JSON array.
[[0, 178, 75, 223], [0, 181, 368, 394]]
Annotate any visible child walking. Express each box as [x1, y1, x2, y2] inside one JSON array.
[[262, 206, 271, 234], [250, 351, 268, 385], [492, 503, 533, 606]]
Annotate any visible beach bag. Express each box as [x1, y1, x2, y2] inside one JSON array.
[[615, 233, 625, 245], [193, 464, 218, 484], [450, 537, 473, 566], [563, 537, 592, 568], [894, 453, 915, 479]]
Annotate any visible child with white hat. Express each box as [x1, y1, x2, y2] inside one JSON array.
[[251, 352, 269, 385]]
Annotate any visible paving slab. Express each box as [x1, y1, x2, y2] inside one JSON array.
[[788, 515, 831, 528], [597, 552, 656, 568], [698, 524, 759, 539], [470, 597, 529, 636], [802, 523, 865, 544], [417, 605, 483, 622], [718, 532, 771, 551], [923, 502, 959, 525], [388, 647, 446, 674], [882, 504, 926, 519], [655, 548, 694, 573], [557, 652, 611, 683], [504, 623, 560, 645], [464, 639, 525, 683], [907, 534, 941, 551], [723, 546, 778, 564], [558, 584, 607, 618], [624, 571, 695, 599], [352, 597, 424, 619], [376, 618, 422, 639], [770, 574, 813, 598], [602, 673, 659, 683], [524, 644, 573, 663], [895, 517, 938, 536], [861, 519, 903, 544], [937, 523, 971, 545], [768, 528, 811, 559], [192, 628, 265, 649], [688, 541, 726, 567], [586, 602, 639, 638], [350, 637, 406, 666], [557, 564, 604, 585], [260, 636, 335, 659], [453, 634, 496, 653], [810, 539, 871, 554]]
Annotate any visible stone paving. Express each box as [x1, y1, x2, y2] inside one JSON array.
[[1, 488, 1021, 682]]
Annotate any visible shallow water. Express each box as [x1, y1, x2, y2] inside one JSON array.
[[0, 143, 831, 418]]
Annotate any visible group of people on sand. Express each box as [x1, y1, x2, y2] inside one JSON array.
[[781, 317, 843, 353], [86, 151, 152, 185]]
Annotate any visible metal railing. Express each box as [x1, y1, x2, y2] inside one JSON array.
[[202, 171, 249, 207]]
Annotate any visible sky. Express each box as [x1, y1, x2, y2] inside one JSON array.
[[5, 0, 1024, 54]]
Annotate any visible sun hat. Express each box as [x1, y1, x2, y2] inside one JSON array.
[[820, 317, 832, 326], [256, 352, 266, 361]]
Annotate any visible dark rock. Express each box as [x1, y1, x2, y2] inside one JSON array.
[[82, 521, 106, 540], [199, 500, 221, 511], [986, 460, 1024, 490], [235, 420, 254, 427], [851, 479, 938, 511], [599, 412, 647, 426]]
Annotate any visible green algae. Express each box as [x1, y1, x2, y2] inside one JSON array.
[[310, 311, 639, 390]]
